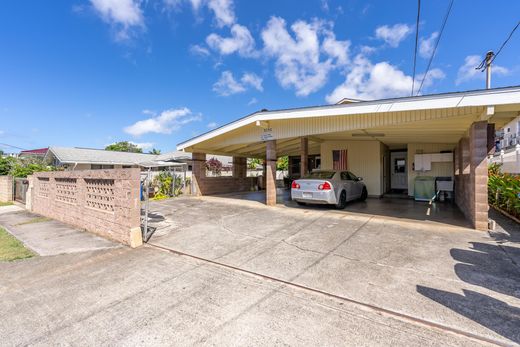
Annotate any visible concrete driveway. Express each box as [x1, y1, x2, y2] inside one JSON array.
[[146, 195, 520, 345], [1, 196, 518, 346]]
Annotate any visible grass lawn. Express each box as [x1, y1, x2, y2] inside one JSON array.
[[0, 201, 14, 207], [0, 227, 35, 261]]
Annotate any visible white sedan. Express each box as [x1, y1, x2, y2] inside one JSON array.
[[291, 170, 367, 209]]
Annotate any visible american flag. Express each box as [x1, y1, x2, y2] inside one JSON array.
[[332, 149, 348, 170]]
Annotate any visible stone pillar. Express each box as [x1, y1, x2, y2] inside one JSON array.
[[469, 121, 489, 231], [265, 140, 277, 206], [191, 152, 206, 196], [300, 137, 308, 177], [233, 157, 247, 178]]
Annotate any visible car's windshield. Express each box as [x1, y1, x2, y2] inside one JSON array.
[[304, 171, 336, 179]]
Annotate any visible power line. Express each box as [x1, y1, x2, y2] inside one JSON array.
[[416, 0, 454, 96], [476, 20, 520, 71], [411, 0, 421, 96], [0, 143, 27, 151]]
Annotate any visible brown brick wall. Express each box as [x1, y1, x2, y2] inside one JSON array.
[[190, 153, 258, 196], [0, 176, 13, 202], [29, 169, 142, 247]]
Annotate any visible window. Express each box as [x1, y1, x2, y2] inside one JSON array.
[[347, 171, 358, 180], [91, 164, 114, 170], [122, 165, 132, 169], [304, 171, 336, 179], [394, 159, 406, 173]]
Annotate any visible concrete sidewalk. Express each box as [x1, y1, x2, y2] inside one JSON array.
[[0, 205, 120, 256]]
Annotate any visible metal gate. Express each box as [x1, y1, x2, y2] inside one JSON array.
[[140, 164, 188, 243], [14, 178, 29, 203]]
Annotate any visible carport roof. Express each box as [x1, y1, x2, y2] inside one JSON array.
[[177, 86, 520, 156]]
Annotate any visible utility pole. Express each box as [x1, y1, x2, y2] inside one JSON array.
[[485, 50, 494, 89]]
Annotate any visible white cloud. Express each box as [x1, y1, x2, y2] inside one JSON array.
[[207, 122, 218, 128], [419, 32, 438, 59], [241, 72, 263, 91], [171, 0, 234, 27], [207, 0, 235, 27], [321, 0, 329, 12], [90, 0, 144, 41], [326, 54, 445, 103], [190, 44, 211, 56], [213, 71, 246, 95], [206, 24, 257, 57], [247, 97, 258, 105], [124, 108, 201, 136], [261, 16, 350, 96], [130, 141, 154, 150], [212, 71, 263, 96], [456, 55, 509, 85], [375, 23, 412, 48]]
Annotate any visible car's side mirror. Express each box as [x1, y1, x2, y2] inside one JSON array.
[[357, 177, 363, 181]]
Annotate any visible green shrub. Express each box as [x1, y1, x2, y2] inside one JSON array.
[[488, 164, 520, 219], [152, 172, 186, 198]]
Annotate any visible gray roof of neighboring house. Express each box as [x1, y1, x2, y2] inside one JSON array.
[[47, 147, 157, 165], [46, 147, 233, 167]]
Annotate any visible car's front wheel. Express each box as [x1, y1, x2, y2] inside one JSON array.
[[359, 187, 368, 201], [335, 190, 347, 209]]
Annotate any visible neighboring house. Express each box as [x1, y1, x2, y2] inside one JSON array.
[[42, 147, 234, 176], [19, 147, 49, 158], [177, 86, 520, 231], [44, 147, 192, 171], [495, 115, 520, 150]]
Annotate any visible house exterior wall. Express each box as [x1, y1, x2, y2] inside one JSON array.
[[407, 143, 455, 196], [29, 169, 142, 247], [320, 140, 382, 196], [0, 176, 13, 202]]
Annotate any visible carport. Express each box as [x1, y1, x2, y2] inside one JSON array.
[[177, 86, 520, 230]]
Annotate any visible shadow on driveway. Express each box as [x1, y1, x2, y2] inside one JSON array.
[[418, 237, 520, 344], [416, 286, 520, 344]]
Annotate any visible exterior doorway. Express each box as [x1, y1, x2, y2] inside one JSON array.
[[390, 151, 408, 192]]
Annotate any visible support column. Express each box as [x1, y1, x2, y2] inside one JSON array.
[[469, 121, 490, 230], [232, 157, 247, 178], [300, 137, 308, 177], [265, 140, 277, 206], [191, 152, 206, 196]]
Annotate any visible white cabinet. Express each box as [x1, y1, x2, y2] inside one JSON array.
[[414, 152, 452, 171]]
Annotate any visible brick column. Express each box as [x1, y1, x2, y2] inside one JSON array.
[[469, 121, 489, 230], [191, 152, 206, 196], [457, 137, 470, 214], [265, 140, 277, 206], [233, 157, 247, 178], [300, 137, 308, 177]]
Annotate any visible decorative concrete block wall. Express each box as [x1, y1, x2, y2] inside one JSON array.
[[29, 169, 142, 247], [0, 176, 13, 202]]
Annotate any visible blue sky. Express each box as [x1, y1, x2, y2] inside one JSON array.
[[1, 0, 519, 153]]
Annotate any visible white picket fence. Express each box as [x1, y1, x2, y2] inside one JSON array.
[[489, 145, 520, 174]]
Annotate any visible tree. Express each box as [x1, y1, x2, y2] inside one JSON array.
[[276, 156, 289, 171], [205, 157, 223, 176], [149, 148, 161, 155], [0, 156, 16, 175], [105, 141, 142, 153], [247, 158, 263, 170]]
